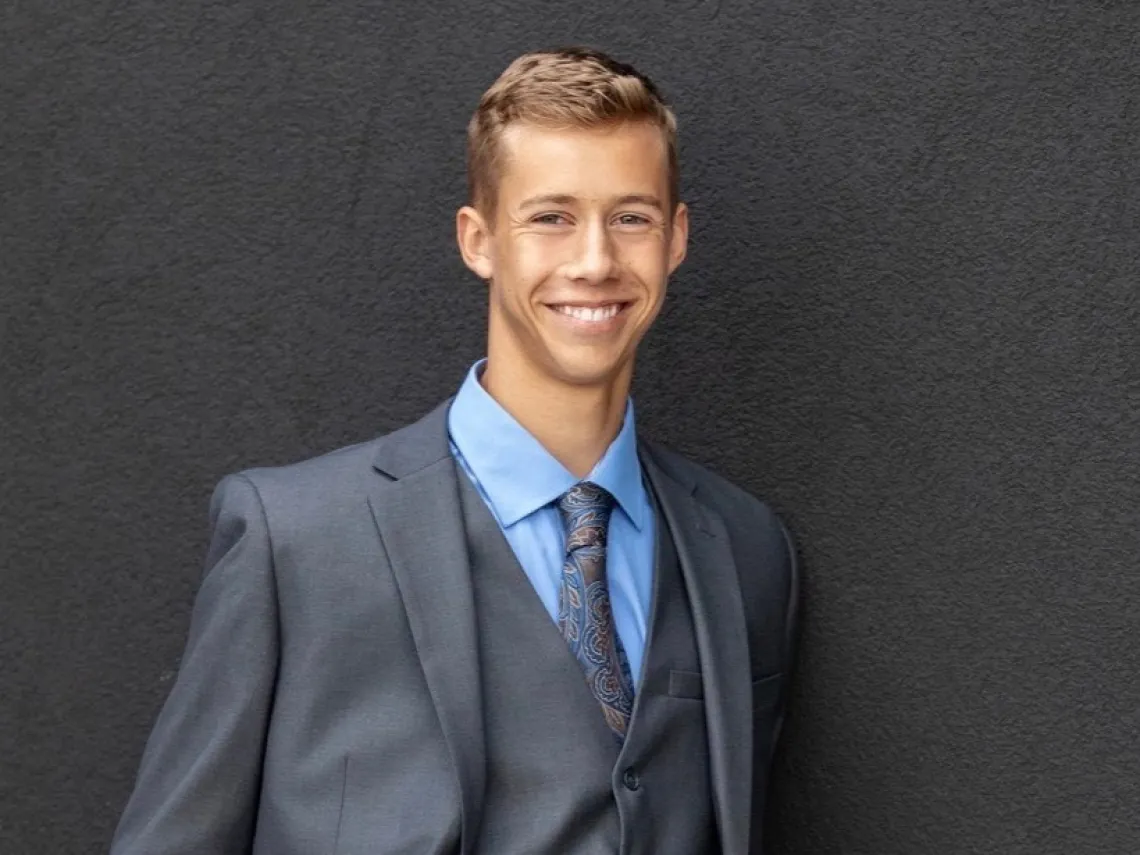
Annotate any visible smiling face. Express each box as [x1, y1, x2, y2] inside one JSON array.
[[457, 119, 688, 393]]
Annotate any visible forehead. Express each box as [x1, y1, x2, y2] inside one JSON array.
[[496, 121, 669, 202]]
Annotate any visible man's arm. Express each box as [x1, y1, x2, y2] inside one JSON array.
[[111, 474, 280, 854]]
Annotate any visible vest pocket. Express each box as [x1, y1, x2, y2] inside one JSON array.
[[667, 668, 704, 699]]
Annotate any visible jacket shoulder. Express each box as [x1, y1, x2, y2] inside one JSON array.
[[645, 439, 799, 669], [236, 436, 384, 494], [644, 438, 796, 579], [644, 439, 782, 526]]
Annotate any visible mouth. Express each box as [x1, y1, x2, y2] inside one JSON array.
[[544, 301, 633, 332]]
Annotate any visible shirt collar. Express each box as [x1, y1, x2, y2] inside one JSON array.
[[447, 358, 647, 530]]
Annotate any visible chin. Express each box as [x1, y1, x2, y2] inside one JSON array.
[[546, 353, 629, 388]]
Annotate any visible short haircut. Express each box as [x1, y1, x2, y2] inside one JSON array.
[[466, 46, 679, 220]]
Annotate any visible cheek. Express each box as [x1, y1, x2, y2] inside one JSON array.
[[505, 241, 561, 284], [620, 239, 670, 278]]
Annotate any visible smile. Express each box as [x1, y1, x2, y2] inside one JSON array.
[[548, 302, 628, 321]]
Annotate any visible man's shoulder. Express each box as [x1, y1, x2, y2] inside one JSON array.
[[231, 435, 384, 496], [214, 404, 440, 518], [645, 439, 797, 609], [643, 438, 781, 526], [228, 399, 452, 500]]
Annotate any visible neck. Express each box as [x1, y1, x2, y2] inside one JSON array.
[[480, 349, 633, 481]]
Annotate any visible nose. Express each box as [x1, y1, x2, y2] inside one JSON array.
[[564, 219, 620, 284]]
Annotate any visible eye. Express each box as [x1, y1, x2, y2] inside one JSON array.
[[532, 212, 570, 225], [615, 213, 652, 227]]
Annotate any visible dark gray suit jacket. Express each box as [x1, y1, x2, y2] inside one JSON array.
[[111, 396, 799, 855]]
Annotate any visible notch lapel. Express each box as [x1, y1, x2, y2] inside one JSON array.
[[366, 398, 486, 854], [639, 441, 753, 855]]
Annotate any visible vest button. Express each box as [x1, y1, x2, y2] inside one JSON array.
[[622, 767, 641, 791]]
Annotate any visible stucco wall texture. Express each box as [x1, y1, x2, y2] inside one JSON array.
[[3, 2, 1138, 852]]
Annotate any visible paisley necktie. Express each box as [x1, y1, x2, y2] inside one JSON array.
[[556, 481, 636, 743]]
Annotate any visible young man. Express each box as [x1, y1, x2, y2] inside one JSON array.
[[111, 47, 798, 855]]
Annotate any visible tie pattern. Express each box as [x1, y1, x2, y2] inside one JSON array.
[[556, 481, 635, 743]]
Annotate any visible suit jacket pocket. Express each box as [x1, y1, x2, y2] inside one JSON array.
[[667, 669, 704, 699]]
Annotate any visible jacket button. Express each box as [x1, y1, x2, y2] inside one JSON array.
[[622, 767, 641, 791]]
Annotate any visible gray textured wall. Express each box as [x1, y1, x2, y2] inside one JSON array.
[[3, 1, 1138, 853]]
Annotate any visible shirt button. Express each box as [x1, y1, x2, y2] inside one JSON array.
[[622, 767, 641, 791]]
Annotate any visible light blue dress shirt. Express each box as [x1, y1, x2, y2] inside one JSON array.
[[446, 358, 656, 690]]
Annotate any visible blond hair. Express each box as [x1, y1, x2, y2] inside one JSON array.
[[466, 47, 679, 220]]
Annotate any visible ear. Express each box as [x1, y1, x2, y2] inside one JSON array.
[[667, 201, 689, 274], [456, 205, 495, 280]]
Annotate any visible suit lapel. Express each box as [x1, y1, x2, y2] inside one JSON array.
[[366, 397, 486, 854], [640, 440, 753, 855]]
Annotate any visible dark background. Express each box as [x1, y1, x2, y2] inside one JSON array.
[[3, 1, 1138, 852]]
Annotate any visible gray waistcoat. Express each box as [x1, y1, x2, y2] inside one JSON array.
[[456, 468, 717, 855]]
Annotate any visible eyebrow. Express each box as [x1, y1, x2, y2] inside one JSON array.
[[518, 193, 665, 211]]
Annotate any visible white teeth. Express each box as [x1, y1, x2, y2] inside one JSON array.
[[554, 304, 623, 321]]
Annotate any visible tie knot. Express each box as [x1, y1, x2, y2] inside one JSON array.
[[557, 481, 616, 552]]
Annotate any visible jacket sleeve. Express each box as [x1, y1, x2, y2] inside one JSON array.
[[755, 517, 801, 855], [772, 518, 800, 750], [110, 474, 280, 854]]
